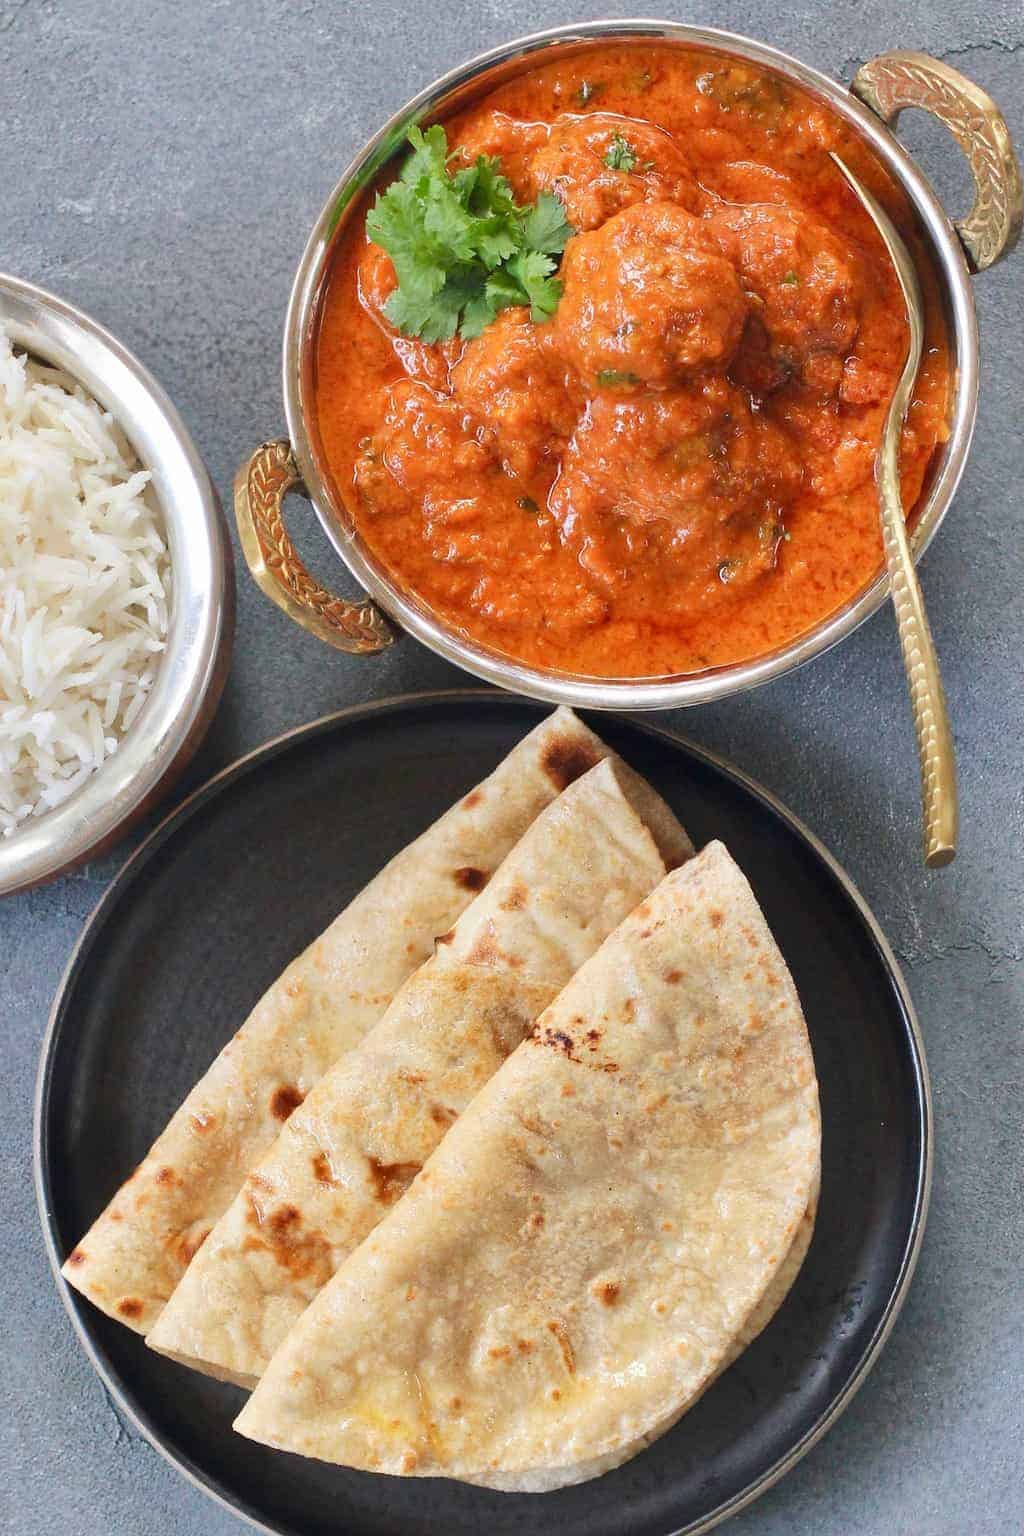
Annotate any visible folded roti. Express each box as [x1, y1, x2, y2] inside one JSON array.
[[148, 758, 689, 1385], [64, 707, 679, 1334], [235, 843, 820, 1489]]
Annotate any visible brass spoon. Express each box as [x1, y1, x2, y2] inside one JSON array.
[[831, 152, 958, 867]]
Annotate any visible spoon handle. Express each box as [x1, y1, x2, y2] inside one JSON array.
[[877, 466, 958, 867]]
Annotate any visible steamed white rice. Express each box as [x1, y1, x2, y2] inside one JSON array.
[[0, 328, 170, 836]]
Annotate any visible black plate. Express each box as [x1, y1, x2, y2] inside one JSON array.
[[35, 692, 930, 1536]]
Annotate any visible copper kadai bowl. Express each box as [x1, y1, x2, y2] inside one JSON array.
[[235, 21, 1022, 711]]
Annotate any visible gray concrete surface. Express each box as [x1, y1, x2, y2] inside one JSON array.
[[2, 1, 1021, 1531]]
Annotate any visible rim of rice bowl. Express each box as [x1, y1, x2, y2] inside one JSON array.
[[0, 273, 232, 895]]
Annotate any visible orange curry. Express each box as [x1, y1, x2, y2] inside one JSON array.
[[315, 45, 950, 678]]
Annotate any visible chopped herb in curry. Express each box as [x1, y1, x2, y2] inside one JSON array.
[[595, 368, 640, 388], [604, 134, 639, 173]]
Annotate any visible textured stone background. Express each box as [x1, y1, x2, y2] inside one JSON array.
[[2, 1, 1021, 1532]]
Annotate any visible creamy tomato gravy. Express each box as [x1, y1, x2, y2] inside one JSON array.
[[315, 44, 950, 678]]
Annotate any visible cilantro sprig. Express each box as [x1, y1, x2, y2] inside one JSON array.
[[365, 125, 573, 343]]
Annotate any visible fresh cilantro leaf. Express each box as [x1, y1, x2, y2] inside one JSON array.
[[595, 369, 641, 389], [366, 182, 446, 294], [459, 290, 499, 340], [506, 249, 562, 322], [383, 283, 449, 338], [473, 216, 522, 268], [388, 265, 488, 343], [366, 126, 575, 340], [484, 267, 530, 311], [398, 124, 449, 186], [521, 193, 573, 256], [457, 156, 518, 218], [604, 134, 638, 173], [781, 270, 800, 286]]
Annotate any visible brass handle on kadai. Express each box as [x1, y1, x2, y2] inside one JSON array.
[[234, 440, 395, 654]]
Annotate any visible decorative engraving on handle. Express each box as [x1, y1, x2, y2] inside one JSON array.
[[853, 50, 1022, 272], [234, 440, 395, 654]]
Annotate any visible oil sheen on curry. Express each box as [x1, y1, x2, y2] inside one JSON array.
[[316, 46, 950, 678]]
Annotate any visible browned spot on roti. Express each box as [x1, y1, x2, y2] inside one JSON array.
[[540, 735, 599, 790], [623, 998, 636, 1019], [66, 1248, 87, 1267], [540, 1027, 578, 1060], [435, 929, 455, 946], [467, 929, 498, 965], [634, 900, 652, 923], [547, 1318, 576, 1374], [593, 1279, 620, 1306], [550, 1388, 562, 1402], [108, 1209, 123, 1222], [757, 955, 781, 988], [527, 1211, 544, 1230], [285, 979, 304, 999], [429, 1103, 456, 1128], [399, 1069, 426, 1085], [469, 925, 524, 969], [242, 1204, 334, 1283], [155, 1166, 177, 1187], [709, 909, 724, 928], [463, 789, 483, 809], [517, 1338, 534, 1354], [747, 1011, 765, 1034], [488, 1344, 512, 1360], [170, 1227, 210, 1266], [449, 1395, 463, 1410], [116, 1296, 144, 1321], [585, 1028, 602, 1046], [189, 1111, 216, 1134], [311, 1152, 336, 1186], [499, 880, 528, 912], [453, 865, 488, 892], [270, 1083, 304, 1121], [664, 969, 683, 984], [367, 1157, 421, 1206], [560, 1082, 575, 1097], [401, 1451, 419, 1472]]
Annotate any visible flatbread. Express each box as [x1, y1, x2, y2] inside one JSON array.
[[63, 707, 685, 1334], [544, 1171, 820, 1490], [235, 842, 820, 1489], [148, 758, 688, 1385]]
